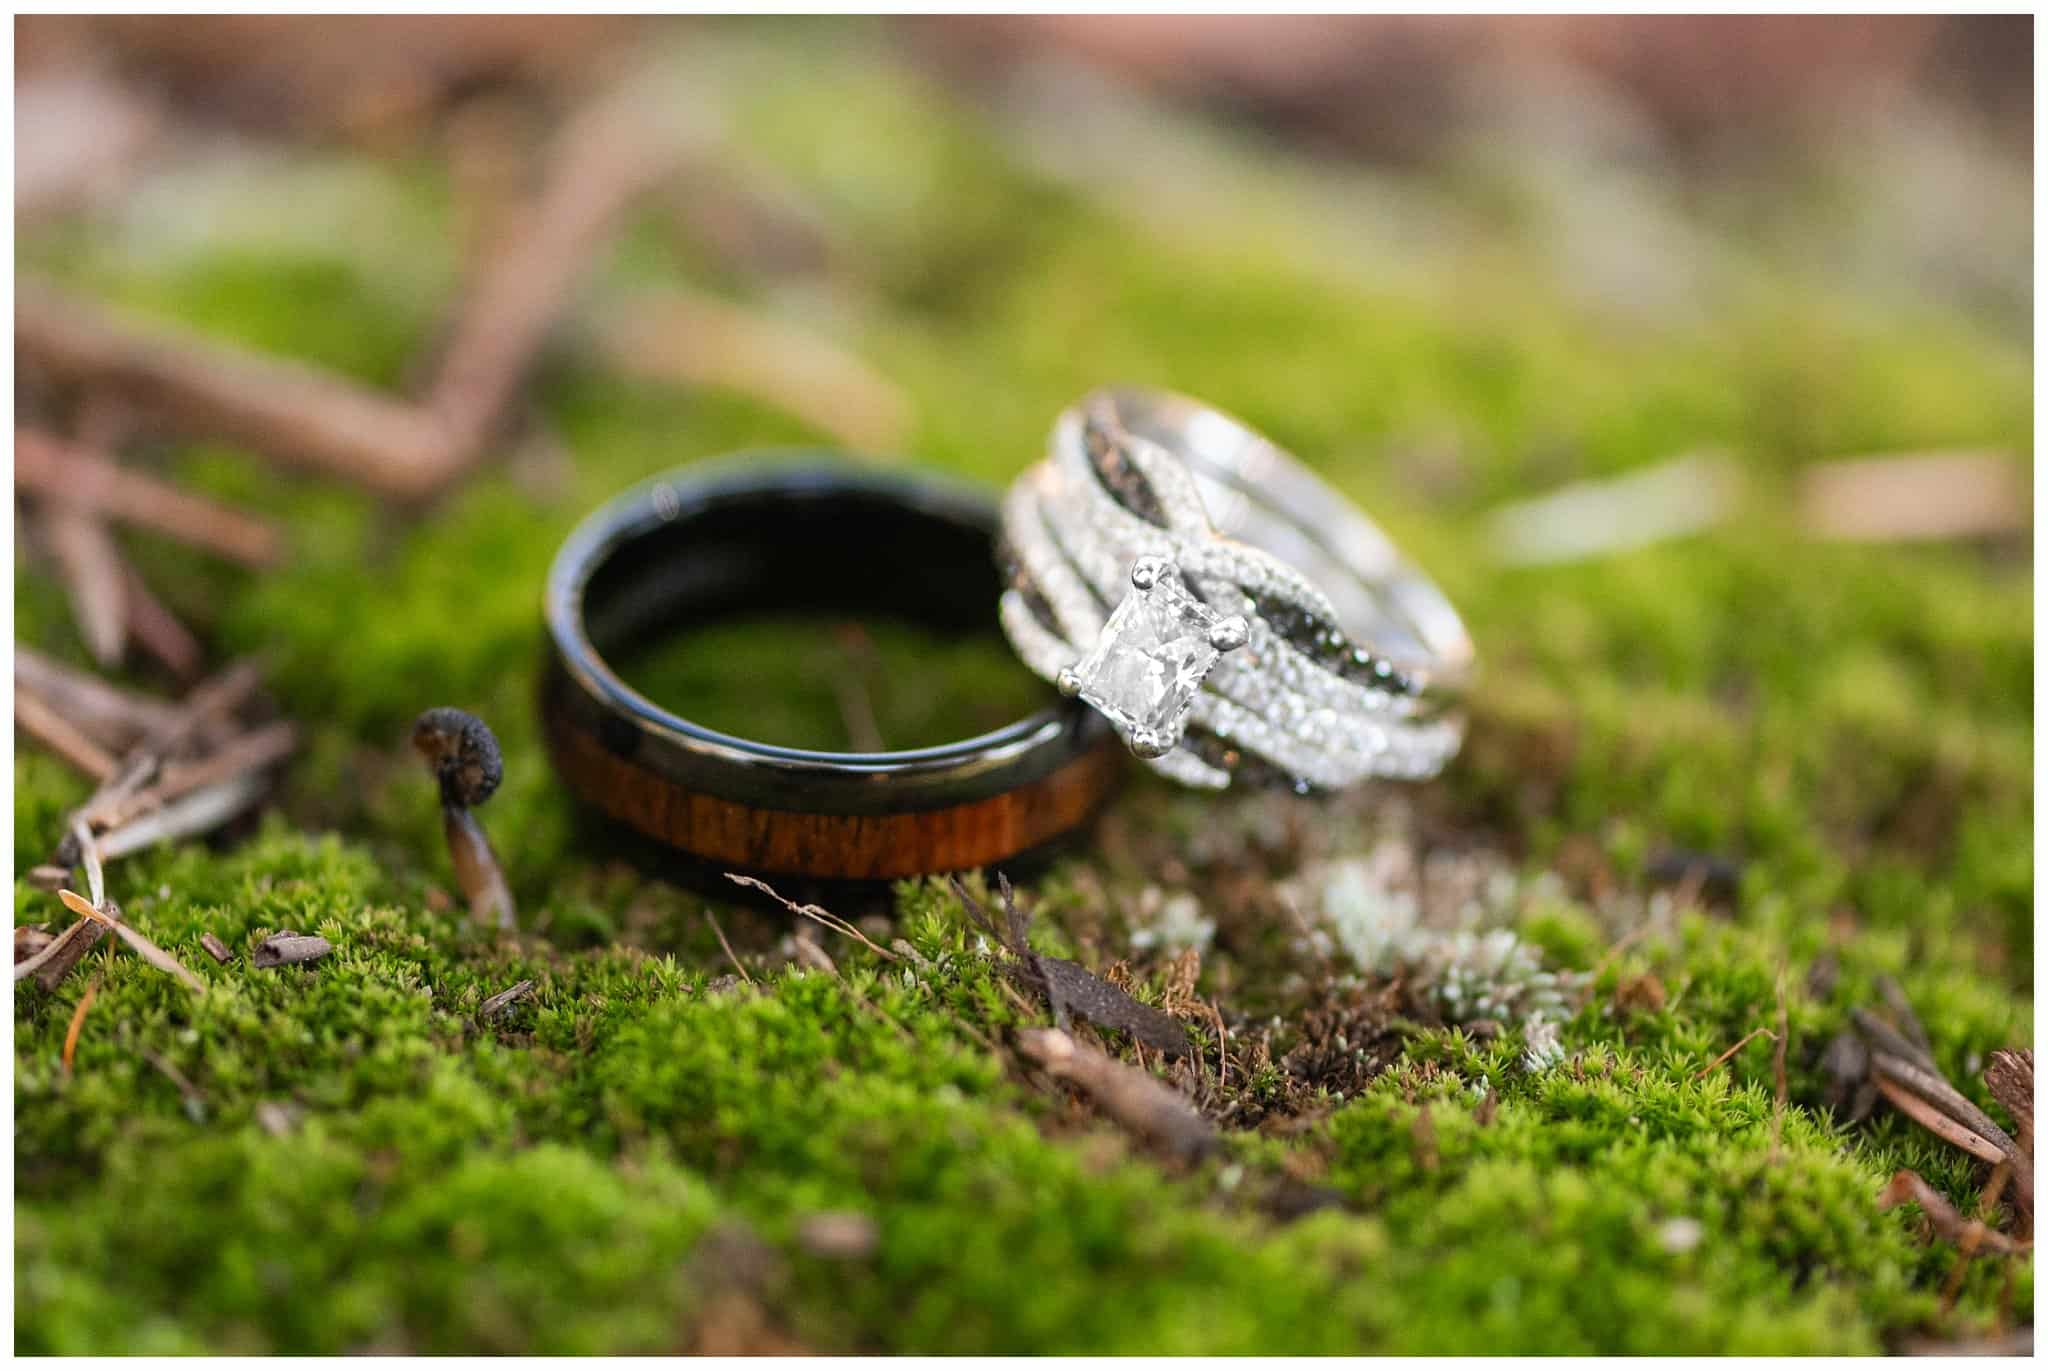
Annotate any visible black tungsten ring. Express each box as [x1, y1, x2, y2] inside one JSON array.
[[540, 454, 1123, 881]]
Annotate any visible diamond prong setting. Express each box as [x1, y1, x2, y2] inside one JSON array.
[[1064, 558, 1228, 761], [1129, 554, 1172, 591]]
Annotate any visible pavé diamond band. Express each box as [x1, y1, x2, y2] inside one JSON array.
[[997, 387, 1475, 792]]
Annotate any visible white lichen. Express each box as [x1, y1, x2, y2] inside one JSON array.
[[1129, 886, 1216, 954], [1284, 841, 1587, 1041]]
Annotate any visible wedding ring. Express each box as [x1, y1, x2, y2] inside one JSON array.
[[997, 387, 1474, 791], [543, 455, 1121, 880]]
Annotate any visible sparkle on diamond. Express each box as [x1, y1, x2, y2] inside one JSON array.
[[1070, 570, 1221, 740]]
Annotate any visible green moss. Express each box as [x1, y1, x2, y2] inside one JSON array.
[[14, 24, 2031, 1353]]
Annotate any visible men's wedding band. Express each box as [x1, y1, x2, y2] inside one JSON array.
[[543, 455, 1121, 880]]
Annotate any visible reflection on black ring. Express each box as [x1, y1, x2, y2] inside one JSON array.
[[541, 453, 1122, 880]]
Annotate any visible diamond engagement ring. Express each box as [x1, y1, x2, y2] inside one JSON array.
[[997, 387, 1475, 792]]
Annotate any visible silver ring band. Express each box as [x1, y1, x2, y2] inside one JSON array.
[[998, 386, 1473, 791]]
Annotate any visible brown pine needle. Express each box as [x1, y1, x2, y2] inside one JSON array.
[[1694, 1024, 1778, 1078], [1872, 1073, 2009, 1165], [58, 889, 206, 994], [15, 686, 119, 780], [1941, 1162, 2015, 1315], [60, 968, 105, 1075], [42, 506, 128, 666]]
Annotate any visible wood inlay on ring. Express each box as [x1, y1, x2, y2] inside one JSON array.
[[543, 706, 1123, 880]]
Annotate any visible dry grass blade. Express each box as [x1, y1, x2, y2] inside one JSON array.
[[724, 873, 898, 961], [73, 821, 105, 906], [1694, 1024, 1777, 1078], [111, 922, 209, 993], [15, 428, 285, 566], [704, 910, 752, 984]]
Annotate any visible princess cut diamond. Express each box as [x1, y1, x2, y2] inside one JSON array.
[[1065, 562, 1228, 755]]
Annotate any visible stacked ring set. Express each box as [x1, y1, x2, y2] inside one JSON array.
[[542, 387, 1473, 881]]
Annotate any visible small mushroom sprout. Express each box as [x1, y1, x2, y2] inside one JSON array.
[[411, 706, 514, 930]]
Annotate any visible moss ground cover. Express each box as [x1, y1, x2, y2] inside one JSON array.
[[14, 31, 2032, 1353]]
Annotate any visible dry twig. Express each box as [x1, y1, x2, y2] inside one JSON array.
[[18, 277, 452, 500], [15, 428, 284, 567], [108, 721, 299, 826], [477, 978, 536, 1022], [1018, 1027, 1215, 1161], [14, 918, 108, 989], [423, 90, 690, 489], [56, 657, 268, 868]]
